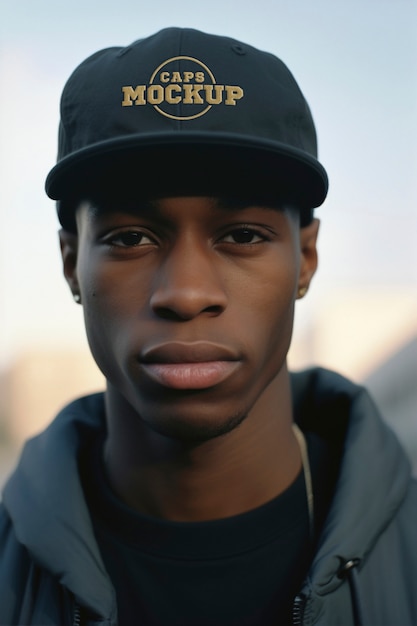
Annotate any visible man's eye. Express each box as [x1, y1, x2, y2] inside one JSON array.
[[107, 231, 153, 247], [221, 228, 265, 244]]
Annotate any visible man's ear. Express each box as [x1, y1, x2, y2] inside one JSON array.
[[59, 229, 80, 299], [297, 218, 320, 298]]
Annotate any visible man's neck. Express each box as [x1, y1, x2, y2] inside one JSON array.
[[102, 369, 301, 522]]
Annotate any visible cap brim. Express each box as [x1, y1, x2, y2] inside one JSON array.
[[45, 131, 328, 228]]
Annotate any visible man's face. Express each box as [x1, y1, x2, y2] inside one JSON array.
[[61, 196, 318, 442]]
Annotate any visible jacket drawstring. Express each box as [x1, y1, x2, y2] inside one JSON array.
[[338, 558, 364, 626]]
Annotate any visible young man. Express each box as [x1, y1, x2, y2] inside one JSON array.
[[1, 28, 416, 626]]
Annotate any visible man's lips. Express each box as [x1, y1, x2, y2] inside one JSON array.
[[139, 342, 240, 390], [141, 361, 240, 390]]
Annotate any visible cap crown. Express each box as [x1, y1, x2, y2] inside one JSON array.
[[46, 28, 328, 229], [58, 28, 317, 159]]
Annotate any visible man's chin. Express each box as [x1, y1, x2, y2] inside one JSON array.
[[140, 410, 248, 445]]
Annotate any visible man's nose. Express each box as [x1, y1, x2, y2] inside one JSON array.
[[149, 239, 228, 320]]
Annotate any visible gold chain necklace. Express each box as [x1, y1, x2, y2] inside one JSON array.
[[292, 423, 315, 541]]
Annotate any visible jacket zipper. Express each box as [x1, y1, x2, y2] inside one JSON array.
[[292, 593, 307, 625], [73, 603, 81, 626]]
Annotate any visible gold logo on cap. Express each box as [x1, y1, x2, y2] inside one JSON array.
[[121, 56, 244, 120]]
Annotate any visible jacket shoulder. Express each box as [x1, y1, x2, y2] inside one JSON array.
[[0, 503, 32, 624], [0, 501, 73, 625], [353, 477, 417, 624]]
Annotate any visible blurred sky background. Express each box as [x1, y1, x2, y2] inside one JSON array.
[[0, 0, 416, 373]]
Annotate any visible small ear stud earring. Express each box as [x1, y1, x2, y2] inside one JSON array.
[[73, 293, 81, 304], [297, 286, 308, 299]]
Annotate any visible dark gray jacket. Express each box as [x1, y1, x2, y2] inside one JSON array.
[[1, 368, 416, 625]]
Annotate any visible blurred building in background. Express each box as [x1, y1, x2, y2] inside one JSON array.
[[364, 337, 417, 472], [0, 350, 104, 485]]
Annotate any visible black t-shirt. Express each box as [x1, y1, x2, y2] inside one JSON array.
[[81, 432, 336, 626]]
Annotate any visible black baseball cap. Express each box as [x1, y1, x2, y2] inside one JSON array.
[[45, 27, 328, 230]]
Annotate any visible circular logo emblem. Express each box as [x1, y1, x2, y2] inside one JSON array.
[[121, 57, 244, 117], [149, 56, 217, 121]]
